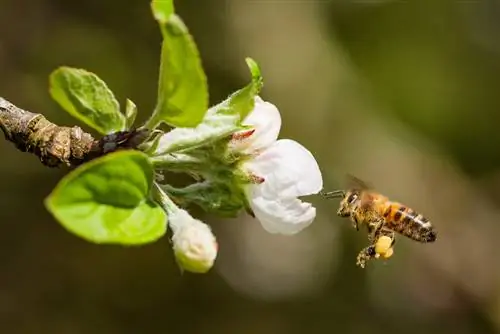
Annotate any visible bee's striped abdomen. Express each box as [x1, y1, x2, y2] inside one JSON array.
[[382, 203, 436, 243]]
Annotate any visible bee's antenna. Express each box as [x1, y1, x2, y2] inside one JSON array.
[[320, 189, 345, 199]]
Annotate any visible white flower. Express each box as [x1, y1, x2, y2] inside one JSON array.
[[169, 209, 218, 273], [231, 97, 323, 235]]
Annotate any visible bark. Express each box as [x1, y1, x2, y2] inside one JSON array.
[[0, 97, 150, 168]]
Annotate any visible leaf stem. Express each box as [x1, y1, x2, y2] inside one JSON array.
[[142, 108, 163, 130], [150, 153, 205, 173]]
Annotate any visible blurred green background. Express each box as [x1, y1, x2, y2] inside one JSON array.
[[1, 0, 500, 333]]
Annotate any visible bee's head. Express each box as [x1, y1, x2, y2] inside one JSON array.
[[320, 188, 361, 217], [337, 190, 360, 217]]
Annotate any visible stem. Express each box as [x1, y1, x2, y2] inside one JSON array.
[[153, 182, 195, 232], [153, 182, 179, 213], [0, 97, 95, 167], [0, 97, 151, 168], [161, 181, 211, 196], [142, 108, 163, 130], [150, 153, 205, 173]]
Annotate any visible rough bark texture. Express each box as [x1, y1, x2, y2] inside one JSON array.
[[0, 97, 149, 168]]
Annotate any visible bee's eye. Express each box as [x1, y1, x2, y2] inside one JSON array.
[[347, 193, 358, 204]]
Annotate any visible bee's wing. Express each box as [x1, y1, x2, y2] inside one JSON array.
[[347, 176, 378, 211], [345, 174, 373, 190], [359, 191, 378, 211]]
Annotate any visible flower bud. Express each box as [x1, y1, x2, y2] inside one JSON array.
[[170, 210, 218, 273]]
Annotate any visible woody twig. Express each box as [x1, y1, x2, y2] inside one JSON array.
[[0, 97, 150, 168]]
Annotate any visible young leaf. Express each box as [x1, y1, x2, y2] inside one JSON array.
[[50, 67, 126, 135], [151, 0, 174, 22], [45, 151, 167, 245], [145, 3, 208, 129], [125, 99, 138, 129], [228, 57, 264, 120], [139, 129, 164, 154]]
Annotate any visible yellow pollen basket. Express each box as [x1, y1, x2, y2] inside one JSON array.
[[374, 235, 394, 259]]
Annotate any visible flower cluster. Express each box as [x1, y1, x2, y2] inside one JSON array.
[[42, 0, 326, 275], [155, 96, 323, 272]]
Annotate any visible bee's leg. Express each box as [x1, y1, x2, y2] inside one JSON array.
[[353, 216, 359, 231], [368, 218, 385, 243], [366, 221, 380, 244], [350, 214, 360, 231], [366, 223, 375, 243], [356, 245, 376, 269], [377, 227, 396, 241], [358, 228, 396, 268]]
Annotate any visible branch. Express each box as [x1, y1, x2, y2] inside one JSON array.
[[0, 97, 150, 168]]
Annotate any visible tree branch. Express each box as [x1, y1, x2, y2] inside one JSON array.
[[0, 97, 150, 168]]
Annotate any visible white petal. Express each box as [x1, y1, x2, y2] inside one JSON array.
[[229, 96, 282, 154], [248, 193, 317, 235], [244, 139, 323, 198]]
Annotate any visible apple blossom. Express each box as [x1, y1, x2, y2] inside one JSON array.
[[232, 97, 323, 235]]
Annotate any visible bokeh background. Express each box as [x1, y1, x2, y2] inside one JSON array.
[[1, 0, 500, 333]]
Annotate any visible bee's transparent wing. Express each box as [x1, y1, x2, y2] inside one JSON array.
[[345, 174, 380, 212], [345, 174, 373, 190]]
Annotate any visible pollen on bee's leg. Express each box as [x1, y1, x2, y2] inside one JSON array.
[[375, 235, 393, 256], [232, 129, 255, 141], [382, 247, 394, 259]]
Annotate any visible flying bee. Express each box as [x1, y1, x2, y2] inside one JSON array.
[[321, 175, 437, 268]]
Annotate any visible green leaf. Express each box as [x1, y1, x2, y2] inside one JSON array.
[[45, 151, 167, 245], [139, 129, 164, 154], [162, 182, 246, 218], [145, 5, 208, 129], [49, 67, 126, 134], [228, 57, 264, 120], [125, 99, 138, 129], [151, 0, 174, 23]]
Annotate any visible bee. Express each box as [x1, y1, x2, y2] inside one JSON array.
[[321, 175, 437, 268]]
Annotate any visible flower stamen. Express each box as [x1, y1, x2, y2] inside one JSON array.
[[249, 174, 265, 184], [231, 129, 255, 141]]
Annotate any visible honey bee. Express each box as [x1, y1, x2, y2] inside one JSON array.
[[321, 175, 437, 268]]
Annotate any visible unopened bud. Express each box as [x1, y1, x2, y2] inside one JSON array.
[[170, 210, 218, 274]]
